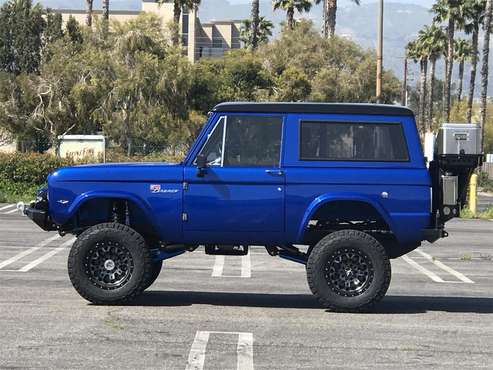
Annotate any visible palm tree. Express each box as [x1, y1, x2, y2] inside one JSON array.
[[272, 0, 313, 30], [407, 40, 428, 132], [86, 0, 93, 27], [464, 0, 486, 122], [240, 17, 274, 49], [251, 0, 260, 49], [85, 0, 93, 27], [432, 0, 466, 122], [454, 38, 473, 101], [402, 48, 409, 106], [159, 0, 201, 46], [419, 24, 446, 130], [480, 0, 493, 148], [103, 0, 109, 21], [318, 0, 361, 38]]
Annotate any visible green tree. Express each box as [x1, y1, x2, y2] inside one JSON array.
[[44, 10, 64, 45], [418, 24, 446, 130], [0, 0, 46, 75], [464, 0, 486, 122], [275, 65, 311, 101], [240, 17, 274, 49], [66, 16, 83, 45], [432, 0, 467, 122], [454, 38, 473, 101], [272, 0, 313, 30]]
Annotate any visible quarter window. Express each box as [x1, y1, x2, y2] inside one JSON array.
[[300, 121, 409, 162], [196, 115, 283, 167]]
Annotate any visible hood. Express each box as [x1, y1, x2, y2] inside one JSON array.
[[48, 162, 183, 183]]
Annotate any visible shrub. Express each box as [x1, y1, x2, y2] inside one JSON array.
[[0, 152, 75, 186]]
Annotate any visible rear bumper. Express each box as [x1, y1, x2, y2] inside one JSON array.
[[422, 228, 448, 243]]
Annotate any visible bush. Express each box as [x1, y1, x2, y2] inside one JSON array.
[[0, 151, 187, 202], [0, 152, 75, 186]]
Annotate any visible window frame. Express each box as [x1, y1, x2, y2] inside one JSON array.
[[193, 114, 285, 168], [298, 120, 410, 163]]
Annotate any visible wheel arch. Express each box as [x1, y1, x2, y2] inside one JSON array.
[[297, 193, 396, 243], [63, 191, 159, 238]]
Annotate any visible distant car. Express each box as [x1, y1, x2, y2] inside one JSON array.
[[25, 102, 483, 311]]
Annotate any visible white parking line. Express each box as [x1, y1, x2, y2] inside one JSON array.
[[212, 256, 225, 277], [415, 249, 474, 283], [0, 204, 15, 212], [212, 254, 252, 278], [0, 234, 61, 270], [401, 255, 445, 283], [186, 331, 209, 370], [18, 237, 75, 272], [237, 332, 254, 370], [186, 331, 254, 370], [241, 254, 251, 278], [3, 208, 18, 215]]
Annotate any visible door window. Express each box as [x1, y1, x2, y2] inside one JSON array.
[[196, 115, 283, 167]]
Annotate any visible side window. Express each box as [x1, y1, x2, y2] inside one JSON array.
[[196, 117, 225, 166], [224, 116, 282, 167], [300, 121, 409, 162], [196, 115, 283, 167]]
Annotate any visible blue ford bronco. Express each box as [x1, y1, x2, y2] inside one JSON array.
[[25, 102, 483, 311]]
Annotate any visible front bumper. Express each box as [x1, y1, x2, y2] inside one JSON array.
[[23, 189, 57, 231], [24, 206, 57, 231]]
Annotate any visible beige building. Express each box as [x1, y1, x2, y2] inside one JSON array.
[[56, 0, 242, 63]]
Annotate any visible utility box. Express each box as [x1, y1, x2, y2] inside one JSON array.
[[58, 135, 106, 161], [436, 123, 482, 156]]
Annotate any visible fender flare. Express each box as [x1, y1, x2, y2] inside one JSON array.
[[64, 191, 158, 232], [296, 193, 396, 243]]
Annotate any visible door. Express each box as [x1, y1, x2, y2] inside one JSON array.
[[183, 114, 285, 244]]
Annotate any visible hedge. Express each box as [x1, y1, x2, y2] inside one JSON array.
[[0, 152, 75, 186]]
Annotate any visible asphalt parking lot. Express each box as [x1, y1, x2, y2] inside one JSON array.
[[0, 204, 492, 369]]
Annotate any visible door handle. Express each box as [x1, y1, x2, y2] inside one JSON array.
[[265, 169, 284, 176]]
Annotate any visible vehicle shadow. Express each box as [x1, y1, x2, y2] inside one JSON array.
[[123, 291, 493, 314]]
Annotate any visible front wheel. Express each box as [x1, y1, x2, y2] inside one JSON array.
[[68, 223, 152, 304], [306, 230, 391, 312]]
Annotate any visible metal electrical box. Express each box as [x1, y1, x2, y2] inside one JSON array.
[[436, 123, 482, 155]]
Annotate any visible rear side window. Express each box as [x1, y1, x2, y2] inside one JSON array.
[[300, 121, 409, 162]]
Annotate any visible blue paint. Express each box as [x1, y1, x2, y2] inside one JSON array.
[[41, 105, 434, 254]]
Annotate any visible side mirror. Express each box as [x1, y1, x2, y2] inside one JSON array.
[[196, 154, 207, 177]]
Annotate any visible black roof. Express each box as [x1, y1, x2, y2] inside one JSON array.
[[212, 102, 414, 116]]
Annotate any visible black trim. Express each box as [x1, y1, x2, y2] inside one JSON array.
[[298, 120, 410, 163], [213, 102, 414, 116]]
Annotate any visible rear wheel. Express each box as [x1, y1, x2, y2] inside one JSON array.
[[306, 230, 391, 312], [68, 223, 152, 304]]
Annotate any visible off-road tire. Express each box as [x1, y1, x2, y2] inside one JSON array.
[[143, 260, 163, 291], [306, 230, 391, 312], [68, 223, 152, 304]]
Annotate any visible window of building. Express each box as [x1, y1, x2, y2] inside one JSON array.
[[300, 121, 409, 162], [212, 28, 223, 48], [196, 115, 283, 167]]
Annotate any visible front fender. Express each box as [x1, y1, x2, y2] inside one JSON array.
[[296, 192, 395, 242], [51, 190, 158, 232]]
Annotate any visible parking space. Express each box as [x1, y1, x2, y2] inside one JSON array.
[[0, 212, 492, 369]]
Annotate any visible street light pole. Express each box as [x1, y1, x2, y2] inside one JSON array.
[[376, 0, 384, 104]]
